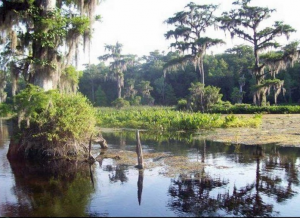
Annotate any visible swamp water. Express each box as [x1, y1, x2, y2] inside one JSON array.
[[0, 119, 300, 217]]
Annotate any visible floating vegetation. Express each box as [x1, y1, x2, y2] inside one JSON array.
[[161, 156, 205, 177], [96, 148, 205, 178]]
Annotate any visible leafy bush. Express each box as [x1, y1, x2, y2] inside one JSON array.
[[176, 99, 188, 111], [111, 98, 130, 108], [13, 85, 96, 158], [130, 96, 141, 106], [188, 83, 223, 112]]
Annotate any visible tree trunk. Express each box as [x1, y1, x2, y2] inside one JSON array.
[[30, 0, 59, 91], [91, 77, 95, 103], [253, 31, 261, 106], [199, 58, 205, 85], [117, 76, 122, 98], [0, 75, 7, 103]]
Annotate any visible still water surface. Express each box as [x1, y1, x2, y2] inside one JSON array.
[[0, 119, 300, 217]]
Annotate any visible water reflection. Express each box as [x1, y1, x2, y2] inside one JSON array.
[[0, 119, 10, 147], [166, 143, 300, 217], [1, 124, 300, 216], [2, 159, 95, 217], [104, 164, 129, 184], [168, 171, 229, 216], [137, 170, 144, 205]]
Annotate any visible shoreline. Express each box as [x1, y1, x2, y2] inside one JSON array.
[[201, 114, 300, 147]]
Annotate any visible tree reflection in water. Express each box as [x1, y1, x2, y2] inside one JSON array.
[[2, 159, 96, 217], [0, 119, 10, 147], [103, 164, 129, 184], [167, 143, 299, 217], [137, 169, 144, 205], [168, 169, 229, 217]]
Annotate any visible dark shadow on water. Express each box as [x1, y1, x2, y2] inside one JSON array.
[[2, 158, 97, 217], [166, 143, 299, 217], [137, 169, 144, 206], [1, 126, 300, 217]]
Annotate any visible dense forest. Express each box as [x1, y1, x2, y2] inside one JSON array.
[[79, 47, 300, 108], [73, 0, 300, 110]]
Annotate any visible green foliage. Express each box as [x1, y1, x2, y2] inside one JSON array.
[[177, 99, 188, 111], [164, 84, 177, 105], [96, 106, 261, 131], [188, 82, 205, 111], [63, 66, 83, 85], [0, 103, 13, 117], [222, 114, 262, 128], [188, 83, 223, 112], [69, 16, 90, 34], [95, 86, 107, 106], [130, 96, 141, 106], [203, 85, 223, 111], [32, 8, 68, 48], [164, 2, 225, 84], [14, 85, 96, 146], [111, 98, 130, 109], [0, 1, 98, 93], [211, 104, 300, 114], [231, 87, 244, 104], [218, 0, 296, 105]]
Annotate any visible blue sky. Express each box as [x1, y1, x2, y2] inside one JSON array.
[[79, 0, 300, 68]]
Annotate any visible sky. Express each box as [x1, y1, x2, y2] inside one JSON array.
[[78, 0, 300, 69]]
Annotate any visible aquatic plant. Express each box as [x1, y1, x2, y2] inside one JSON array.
[[96, 106, 261, 131]]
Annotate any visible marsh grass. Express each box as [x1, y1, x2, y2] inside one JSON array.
[[96, 107, 262, 131]]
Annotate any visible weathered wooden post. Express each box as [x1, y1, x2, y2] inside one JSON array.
[[135, 129, 144, 169]]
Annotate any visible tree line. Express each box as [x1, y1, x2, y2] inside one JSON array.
[[79, 0, 300, 110], [79, 46, 300, 109], [0, 0, 300, 111]]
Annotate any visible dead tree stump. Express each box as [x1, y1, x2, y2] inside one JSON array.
[[94, 133, 108, 149], [135, 130, 144, 169], [87, 134, 95, 164]]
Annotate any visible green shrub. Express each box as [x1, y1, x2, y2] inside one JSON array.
[[130, 96, 141, 106], [13, 85, 96, 158], [177, 99, 188, 110], [111, 98, 130, 108]]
